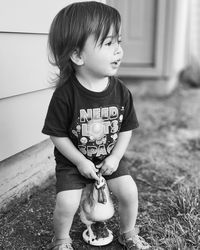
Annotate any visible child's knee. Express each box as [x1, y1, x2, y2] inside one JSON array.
[[55, 190, 82, 216], [119, 178, 138, 205], [123, 187, 138, 205]]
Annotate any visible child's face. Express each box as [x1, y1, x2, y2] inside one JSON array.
[[79, 26, 123, 79]]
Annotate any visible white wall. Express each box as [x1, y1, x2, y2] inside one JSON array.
[[189, 0, 200, 62], [0, 0, 104, 210], [0, 89, 54, 160], [0, 0, 103, 161], [163, 0, 189, 77], [0, 33, 52, 160], [0, 0, 88, 33], [0, 33, 53, 99]]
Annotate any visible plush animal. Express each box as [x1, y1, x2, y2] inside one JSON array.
[[79, 173, 114, 245]]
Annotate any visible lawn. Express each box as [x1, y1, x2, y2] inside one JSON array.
[[0, 84, 200, 249]]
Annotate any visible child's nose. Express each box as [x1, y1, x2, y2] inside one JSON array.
[[114, 43, 123, 55]]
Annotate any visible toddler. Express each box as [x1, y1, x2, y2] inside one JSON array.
[[42, 1, 150, 249]]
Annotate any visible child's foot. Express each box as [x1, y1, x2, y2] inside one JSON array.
[[118, 229, 150, 250], [47, 237, 74, 250]]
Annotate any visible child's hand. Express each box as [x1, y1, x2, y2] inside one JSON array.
[[76, 159, 99, 181], [96, 155, 120, 176]]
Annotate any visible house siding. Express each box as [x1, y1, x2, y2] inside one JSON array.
[[0, 0, 103, 211], [0, 32, 54, 160]]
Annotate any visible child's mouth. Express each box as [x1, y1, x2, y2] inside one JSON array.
[[111, 60, 121, 67]]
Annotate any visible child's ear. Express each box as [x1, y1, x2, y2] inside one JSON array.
[[70, 49, 84, 66]]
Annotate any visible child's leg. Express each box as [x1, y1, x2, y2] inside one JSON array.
[[107, 175, 138, 233], [53, 189, 82, 239]]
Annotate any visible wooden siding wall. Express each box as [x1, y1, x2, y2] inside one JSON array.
[[0, 0, 92, 161]]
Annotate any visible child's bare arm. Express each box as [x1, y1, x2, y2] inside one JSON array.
[[110, 130, 132, 160], [97, 130, 132, 175], [50, 136, 99, 181]]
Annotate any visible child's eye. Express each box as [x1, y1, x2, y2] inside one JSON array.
[[104, 38, 122, 46], [105, 41, 112, 46]]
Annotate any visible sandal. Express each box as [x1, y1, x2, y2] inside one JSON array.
[[118, 229, 150, 250], [47, 237, 74, 250]]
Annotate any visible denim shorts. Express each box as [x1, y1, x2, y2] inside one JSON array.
[[55, 157, 130, 193]]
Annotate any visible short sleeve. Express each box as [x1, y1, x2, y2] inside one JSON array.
[[120, 90, 139, 132], [42, 94, 71, 137]]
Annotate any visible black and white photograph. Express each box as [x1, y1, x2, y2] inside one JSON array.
[[0, 0, 199, 249]]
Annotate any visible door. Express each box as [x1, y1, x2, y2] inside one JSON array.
[[107, 0, 167, 77]]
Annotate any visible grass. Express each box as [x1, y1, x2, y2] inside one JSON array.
[[136, 183, 200, 250], [2, 170, 199, 250]]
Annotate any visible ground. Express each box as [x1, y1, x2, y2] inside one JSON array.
[[0, 83, 200, 250]]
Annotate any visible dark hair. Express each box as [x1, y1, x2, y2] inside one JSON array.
[[48, 1, 121, 87]]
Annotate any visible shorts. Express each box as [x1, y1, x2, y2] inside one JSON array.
[[55, 157, 130, 193]]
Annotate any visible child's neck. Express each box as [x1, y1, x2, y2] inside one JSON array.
[[75, 73, 109, 92]]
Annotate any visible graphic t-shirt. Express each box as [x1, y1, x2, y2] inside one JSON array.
[[42, 75, 139, 165]]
